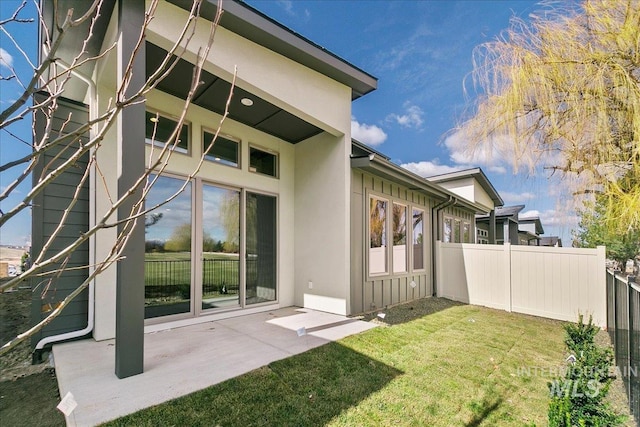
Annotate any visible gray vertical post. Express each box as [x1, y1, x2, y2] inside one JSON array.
[[115, 0, 145, 379], [488, 210, 496, 244]]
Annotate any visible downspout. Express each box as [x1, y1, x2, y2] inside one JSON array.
[[431, 196, 455, 297], [34, 57, 97, 354]]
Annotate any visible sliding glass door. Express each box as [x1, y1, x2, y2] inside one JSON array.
[[246, 192, 277, 305], [144, 178, 277, 321], [201, 184, 240, 310], [144, 175, 192, 319]]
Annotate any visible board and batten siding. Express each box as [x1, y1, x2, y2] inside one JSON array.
[[31, 95, 90, 348], [350, 170, 434, 314]]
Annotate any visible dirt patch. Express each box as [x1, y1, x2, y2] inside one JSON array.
[[0, 288, 63, 426]]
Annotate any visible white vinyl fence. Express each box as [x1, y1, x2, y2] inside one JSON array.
[[436, 242, 606, 326]]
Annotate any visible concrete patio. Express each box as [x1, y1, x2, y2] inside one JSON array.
[[52, 307, 377, 426]]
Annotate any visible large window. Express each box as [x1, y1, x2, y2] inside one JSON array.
[[246, 192, 277, 304], [144, 175, 192, 319], [412, 208, 424, 270], [392, 203, 407, 273], [369, 197, 387, 275], [145, 110, 189, 153], [144, 175, 279, 320], [201, 184, 240, 310], [203, 131, 239, 168]]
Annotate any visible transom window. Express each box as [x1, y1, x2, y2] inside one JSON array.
[[249, 146, 278, 178], [145, 110, 190, 154], [203, 131, 239, 168]]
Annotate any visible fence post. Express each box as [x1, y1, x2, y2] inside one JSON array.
[[627, 276, 635, 406], [435, 240, 443, 297], [504, 243, 512, 312]]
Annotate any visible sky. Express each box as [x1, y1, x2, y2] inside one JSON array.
[[244, 0, 580, 243], [0, 0, 581, 246]]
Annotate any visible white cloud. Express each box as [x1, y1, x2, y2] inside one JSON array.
[[351, 118, 387, 147], [0, 48, 14, 69], [521, 209, 579, 227], [520, 209, 540, 219], [500, 191, 536, 204], [277, 0, 294, 15], [488, 165, 507, 174], [400, 161, 463, 178], [387, 102, 424, 129], [444, 129, 510, 167]]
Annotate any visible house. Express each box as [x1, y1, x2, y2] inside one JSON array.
[[517, 215, 544, 246], [539, 236, 563, 247], [476, 205, 525, 245], [426, 168, 504, 243], [31, 0, 484, 377]]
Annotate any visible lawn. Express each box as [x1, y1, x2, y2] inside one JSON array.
[[105, 299, 570, 426]]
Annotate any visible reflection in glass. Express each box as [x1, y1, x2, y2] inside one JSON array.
[[393, 203, 407, 273], [202, 184, 240, 310], [145, 111, 189, 153], [413, 209, 424, 270], [444, 217, 452, 243], [369, 197, 387, 274], [454, 219, 461, 243], [144, 175, 192, 319], [249, 147, 277, 177], [463, 222, 471, 243], [246, 192, 277, 304], [203, 132, 239, 167]]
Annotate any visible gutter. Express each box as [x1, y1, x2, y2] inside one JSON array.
[[34, 55, 97, 357], [431, 196, 456, 297]]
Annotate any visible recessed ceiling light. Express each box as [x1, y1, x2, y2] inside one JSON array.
[[240, 97, 254, 107]]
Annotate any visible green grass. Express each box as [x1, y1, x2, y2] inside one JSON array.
[[104, 301, 567, 426]]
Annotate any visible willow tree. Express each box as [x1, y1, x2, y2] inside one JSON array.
[[459, 0, 640, 232]]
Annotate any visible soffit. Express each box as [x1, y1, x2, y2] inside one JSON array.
[[146, 42, 322, 143]]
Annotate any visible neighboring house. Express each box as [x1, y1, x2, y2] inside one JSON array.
[[427, 168, 504, 244], [32, 0, 485, 376], [350, 142, 487, 314], [517, 215, 544, 246], [476, 205, 525, 245], [539, 236, 563, 247]]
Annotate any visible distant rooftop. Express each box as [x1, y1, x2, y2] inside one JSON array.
[[427, 167, 504, 207]]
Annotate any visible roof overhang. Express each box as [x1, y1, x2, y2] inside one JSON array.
[[166, 0, 378, 100], [427, 167, 504, 207], [351, 154, 491, 214]]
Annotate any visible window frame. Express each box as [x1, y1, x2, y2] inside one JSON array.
[[248, 144, 279, 178], [145, 109, 191, 156], [411, 207, 426, 272], [368, 194, 389, 277], [392, 202, 408, 274], [202, 129, 241, 169]]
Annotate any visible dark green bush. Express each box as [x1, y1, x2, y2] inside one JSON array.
[[548, 315, 626, 427]]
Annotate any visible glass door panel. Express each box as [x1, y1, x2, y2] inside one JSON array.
[[201, 184, 241, 310], [144, 175, 192, 319], [246, 192, 277, 305]]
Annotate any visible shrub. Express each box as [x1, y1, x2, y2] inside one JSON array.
[[548, 315, 626, 427]]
